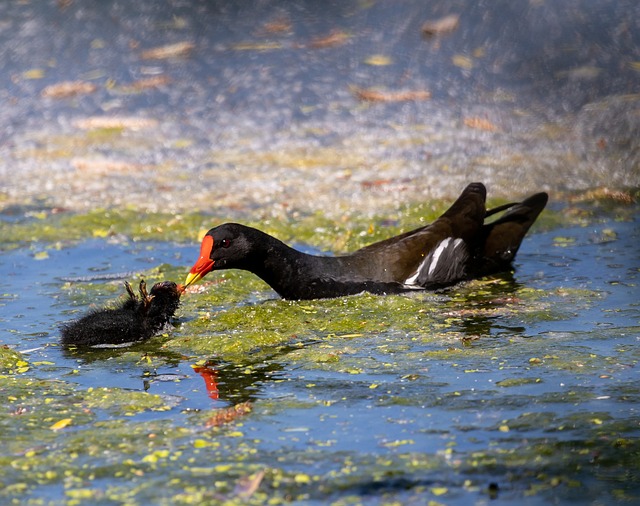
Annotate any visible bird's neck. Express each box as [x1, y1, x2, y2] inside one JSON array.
[[248, 233, 314, 298], [244, 229, 349, 299]]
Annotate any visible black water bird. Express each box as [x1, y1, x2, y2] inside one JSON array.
[[185, 183, 548, 300]]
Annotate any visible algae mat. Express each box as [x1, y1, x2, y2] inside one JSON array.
[[1, 197, 639, 505]]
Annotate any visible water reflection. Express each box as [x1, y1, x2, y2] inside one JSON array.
[[60, 341, 292, 405], [442, 271, 529, 339]]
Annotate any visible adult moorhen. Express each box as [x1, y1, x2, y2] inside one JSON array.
[[60, 280, 182, 347], [184, 183, 548, 300]]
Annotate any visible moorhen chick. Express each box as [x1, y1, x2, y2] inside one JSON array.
[[60, 280, 182, 347], [185, 183, 548, 300]]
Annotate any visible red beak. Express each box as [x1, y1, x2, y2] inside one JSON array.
[[184, 235, 215, 287]]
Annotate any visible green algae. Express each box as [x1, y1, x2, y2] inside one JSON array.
[[0, 346, 29, 374], [2, 366, 639, 505], [0, 374, 173, 447], [159, 269, 603, 372], [169, 291, 442, 360], [82, 387, 175, 415], [4, 185, 636, 254], [60, 263, 190, 310], [2, 196, 639, 505], [0, 372, 268, 505], [0, 208, 213, 249], [0, 192, 567, 253]]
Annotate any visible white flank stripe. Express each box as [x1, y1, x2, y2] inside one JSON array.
[[427, 238, 452, 276], [405, 237, 463, 286], [404, 270, 420, 286]]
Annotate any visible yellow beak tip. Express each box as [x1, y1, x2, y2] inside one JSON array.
[[184, 272, 200, 288]]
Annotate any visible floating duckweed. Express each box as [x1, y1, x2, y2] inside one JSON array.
[[0, 348, 28, 374], [2, 191, 639, 505]]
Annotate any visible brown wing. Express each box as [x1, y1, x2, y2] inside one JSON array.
[[350, 183, 488, 282]]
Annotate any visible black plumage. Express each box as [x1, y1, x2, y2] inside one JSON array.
[[60, 280, 181, 347], [185, 183, 548, 299]]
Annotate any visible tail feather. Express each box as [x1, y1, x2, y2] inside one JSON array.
[[479, 192, 548, 272]]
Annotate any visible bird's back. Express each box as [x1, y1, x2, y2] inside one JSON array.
[[347, 183, 547, 288]]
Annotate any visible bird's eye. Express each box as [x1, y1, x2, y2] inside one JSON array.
[[220, 238, 231, 248]]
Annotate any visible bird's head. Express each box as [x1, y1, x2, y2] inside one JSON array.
[[184, 224, 254, 287]]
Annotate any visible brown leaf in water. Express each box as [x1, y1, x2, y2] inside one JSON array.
[[364, 55, 393, 66], [452, 54, 474, 69], [262, 16, 292, 35], [41, 81, 97, 99], [232, 41, 282, 51], [310, 29, 350, 48], [205, 402, 253, 428], [71, 157, 148, 174], [352, 87, 431, 102], [234, 470, 265, 499], [141, 41, 194, 60], [361, 179, 394, 189], [463, 117, 501, 132], [568, 188, 636, 204], [23, 69, 45, 80], [72, 116, 158, 130], [122, 75, 171, 92], [422, 14, 460, 37]]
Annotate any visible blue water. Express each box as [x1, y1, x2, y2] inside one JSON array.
[[1, 211, 638, 504], [1, 216, 638, 402]]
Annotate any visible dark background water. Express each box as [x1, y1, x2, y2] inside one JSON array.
[[3, 0, 639, 118], [1, 0, 639, 212]]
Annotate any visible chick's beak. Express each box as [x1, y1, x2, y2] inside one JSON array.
[[184, 235, 215, 287]]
